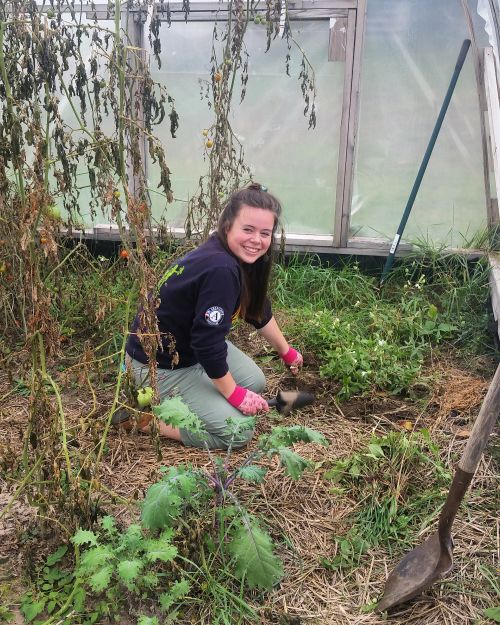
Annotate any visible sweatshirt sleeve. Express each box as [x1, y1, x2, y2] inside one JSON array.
[[190, 264, 241, 378], [244, 297, 273, 330]]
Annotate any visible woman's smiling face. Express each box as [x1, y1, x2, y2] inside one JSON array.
[[226, 204, 275, 263]]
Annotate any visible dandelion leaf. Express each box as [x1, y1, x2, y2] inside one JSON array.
[[367, 443, 385, 459], [227, 520, 283, 590], [46, 545, 68, 566]]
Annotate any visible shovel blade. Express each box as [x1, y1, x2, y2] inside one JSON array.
[[377, 533, 453, 612]]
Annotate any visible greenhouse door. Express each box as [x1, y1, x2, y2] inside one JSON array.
[[331, 1, 367, 249]]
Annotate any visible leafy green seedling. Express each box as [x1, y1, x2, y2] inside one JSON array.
[[323, 430, 450, 571], [0, 606, 14, 623], [153, 396, 206, 434]]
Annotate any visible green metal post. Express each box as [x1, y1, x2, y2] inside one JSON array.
[[380, 39, 471, 285]]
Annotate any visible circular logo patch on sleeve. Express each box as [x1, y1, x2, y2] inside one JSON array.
[[205, 306, 225, 326]]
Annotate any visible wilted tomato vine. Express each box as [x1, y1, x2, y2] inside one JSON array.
[[0, 0, 318, 534], [185, 0, 317, 238], [0, 0, 176, 527]]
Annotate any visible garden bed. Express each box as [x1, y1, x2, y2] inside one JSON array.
[[0, 319, 497, 625]]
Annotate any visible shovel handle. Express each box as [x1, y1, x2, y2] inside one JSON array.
[[458, 363, 500, 474], [437, 363, 500, 545]]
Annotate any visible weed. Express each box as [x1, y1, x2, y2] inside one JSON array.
[[386, 253, 493, 354], [273, 254, 492, 398], [273, 257, 377, 311], [21, 517, 189, 625], [484, 606, 500, 622], [20, 545, 81, 624], [322, 430, 450, 571], [0, 585, 14, 623], [146, 397, 328, 592]]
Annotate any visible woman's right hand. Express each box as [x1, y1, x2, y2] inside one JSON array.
[[227, 385, 269, 415]]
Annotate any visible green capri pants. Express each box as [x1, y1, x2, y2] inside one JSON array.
[[127, 341, 266, 449]]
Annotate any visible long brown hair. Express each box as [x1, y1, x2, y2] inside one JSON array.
[[217, 182, 282, 321]]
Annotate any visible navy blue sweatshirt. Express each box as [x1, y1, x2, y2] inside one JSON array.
[[126, 234, 273, 379]]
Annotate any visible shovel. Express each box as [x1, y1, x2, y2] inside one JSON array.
[[377, 362, 500, 612]]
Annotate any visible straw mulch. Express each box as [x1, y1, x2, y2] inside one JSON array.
[[0, 335, 498, 625]]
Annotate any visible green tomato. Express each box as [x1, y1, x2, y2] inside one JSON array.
[[137, 386, 154, 408], [48, 205, 61, 220]]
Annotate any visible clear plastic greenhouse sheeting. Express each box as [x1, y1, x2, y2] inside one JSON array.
[[352, 0, 490, 247], [477, 0, 500, 69], [149, 20, 343, 235]]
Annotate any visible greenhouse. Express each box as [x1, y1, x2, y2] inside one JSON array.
[[21, 0, 498, 252], [0, 0, 499, 624]]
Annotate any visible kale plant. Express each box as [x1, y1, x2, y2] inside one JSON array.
[[141, 397, 329, 591]]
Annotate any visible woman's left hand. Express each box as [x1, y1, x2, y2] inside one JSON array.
[[280, 346, 303, 376]]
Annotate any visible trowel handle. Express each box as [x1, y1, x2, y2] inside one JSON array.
[[458, 363, 500, 474]]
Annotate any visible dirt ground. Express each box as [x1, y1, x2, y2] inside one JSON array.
[[0, 329, 498, 625]]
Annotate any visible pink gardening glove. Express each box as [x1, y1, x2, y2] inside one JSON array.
[[280, 346, 303, 375], [227, 385, 269, 416]]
